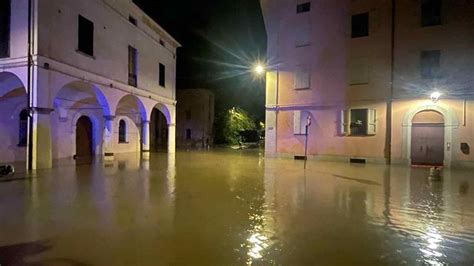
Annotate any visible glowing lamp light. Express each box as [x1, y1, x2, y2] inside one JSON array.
[[254, 64, 265, 75], [430, 92, 442, 103]]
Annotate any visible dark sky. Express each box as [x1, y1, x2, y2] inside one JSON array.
[[133, 0, 267, 121]]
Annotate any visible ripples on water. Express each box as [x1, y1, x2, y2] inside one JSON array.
[[0, 150, 473, 265]]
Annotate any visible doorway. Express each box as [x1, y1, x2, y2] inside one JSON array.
[[76, 116, 94, 159], [411, 110, 444, 166]]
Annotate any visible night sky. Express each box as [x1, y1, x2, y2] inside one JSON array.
[[133, 0, 267, 121]]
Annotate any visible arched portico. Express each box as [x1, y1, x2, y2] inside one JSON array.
[[114, 95, 147, 155], [147, 102, 175, 154], [0, 72, 28, 165], [401, 103, 459, 167], [52, 81, 111, 162]]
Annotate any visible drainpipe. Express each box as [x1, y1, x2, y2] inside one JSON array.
[[26, 0, 33, 171], [385, 0, 396, 164]]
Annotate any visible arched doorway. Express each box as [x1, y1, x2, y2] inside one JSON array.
[[150, 108, 169, 151], [411, 110, 444, 166], [76, 116, 94, 159]]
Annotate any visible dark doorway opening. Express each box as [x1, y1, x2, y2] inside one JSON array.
[[76, 116, 94, 162], [150, 108, 168, 151]]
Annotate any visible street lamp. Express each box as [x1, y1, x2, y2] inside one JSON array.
[[430, 91, 441, 103], [254, 64, 265, 75]]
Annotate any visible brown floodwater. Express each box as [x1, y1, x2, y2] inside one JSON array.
[[1, 150, 473, 265]]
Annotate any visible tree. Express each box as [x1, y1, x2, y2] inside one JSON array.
[[215, 107, 256, 145]]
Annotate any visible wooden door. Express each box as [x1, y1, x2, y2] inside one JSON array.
[[411, 123, 444, 166], [76, 116, 93, 158]]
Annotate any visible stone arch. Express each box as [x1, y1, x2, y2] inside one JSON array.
[[115, 94, 147, 125], [150, 103, 172, 125], [52, 81, 111, 160], [401, 103, 459, 167], [0, 71, 28, 164]]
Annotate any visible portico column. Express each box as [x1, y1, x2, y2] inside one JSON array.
[[168, 123, 176, 154], [30, 108, 53, 169], [103, 115, 115, 162], [142, 120, 150, 152], [142, 120, 150, 160]]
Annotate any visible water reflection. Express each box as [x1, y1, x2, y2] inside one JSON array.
[[0, 151, 473, 265]]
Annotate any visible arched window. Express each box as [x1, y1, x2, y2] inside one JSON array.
[[18, 109, 28, 146], [118, 119, 127, 143]]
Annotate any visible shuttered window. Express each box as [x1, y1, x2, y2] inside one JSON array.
[[340, 108, 376, 136], [294, 110, 312, 135], [128, 46, 138, 86], [294, 68, 310, 90]]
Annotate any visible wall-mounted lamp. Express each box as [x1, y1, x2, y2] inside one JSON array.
[[430, 92, 442, 103]]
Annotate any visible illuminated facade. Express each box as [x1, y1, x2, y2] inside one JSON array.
[[260, 0, 474, 167], [0, 0, 180, 169]]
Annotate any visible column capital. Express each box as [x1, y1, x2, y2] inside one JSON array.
[[31, 107, 54, 115], [104, 115, 116, 121], [168, 123, 176, 127]]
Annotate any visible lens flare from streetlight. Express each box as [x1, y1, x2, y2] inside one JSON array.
[[255, 64, 265, 75], [430, 92, 442, 103]]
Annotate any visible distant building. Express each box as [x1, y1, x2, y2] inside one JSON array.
[[260, 0, 474, 167], [176, 89, 215, 148], [0, 0, 180, 169]]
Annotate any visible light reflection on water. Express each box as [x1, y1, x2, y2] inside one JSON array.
[[0, 150, 473, 265]]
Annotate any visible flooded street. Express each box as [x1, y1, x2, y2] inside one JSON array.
[[1, 150, 474, 265]]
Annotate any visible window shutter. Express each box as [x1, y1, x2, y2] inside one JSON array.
[[294, 110, 302, 135], [295, 69, 310, 90], [367, 108, 376, 135], [340, 109, 350, 135]]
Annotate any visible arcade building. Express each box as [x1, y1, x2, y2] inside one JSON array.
[[0, 0, 180, 169]]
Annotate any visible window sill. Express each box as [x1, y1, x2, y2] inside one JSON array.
[[351, 35, 369, 39], [295, 44, 311, 48], [294, 87, 311, 91], [76, 50, 95, 59], [349, 82, 369, 86], [118, 141, 129, 144]]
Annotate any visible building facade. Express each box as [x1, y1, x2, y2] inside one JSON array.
[[260, 0, 474, 167], [0, 0, 180, 169], [176, 89, 215, 148]]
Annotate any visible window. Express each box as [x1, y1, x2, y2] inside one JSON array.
[[129, 16, 137, 26], [185, 110, 191, 120], [118, 120, 127, 143], [294, 68, 310, 90], [295, 22, 310, 47], [0, 0, 11, 58], [293, 110, 312, 135], [340, 108, 376, 136], [159, 63, 165, 87], [128, 46, 138, 86], [78, 15, 94, 56], [352, 13, 369, 38], [421, 50, 441, 79], [186, 129, 192, 140], [19, 109, 28, 146], [422, 0, 441, 27], [297, 2, 311, 13]]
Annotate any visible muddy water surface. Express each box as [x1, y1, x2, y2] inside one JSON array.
[[1, 150, 473, 265]]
